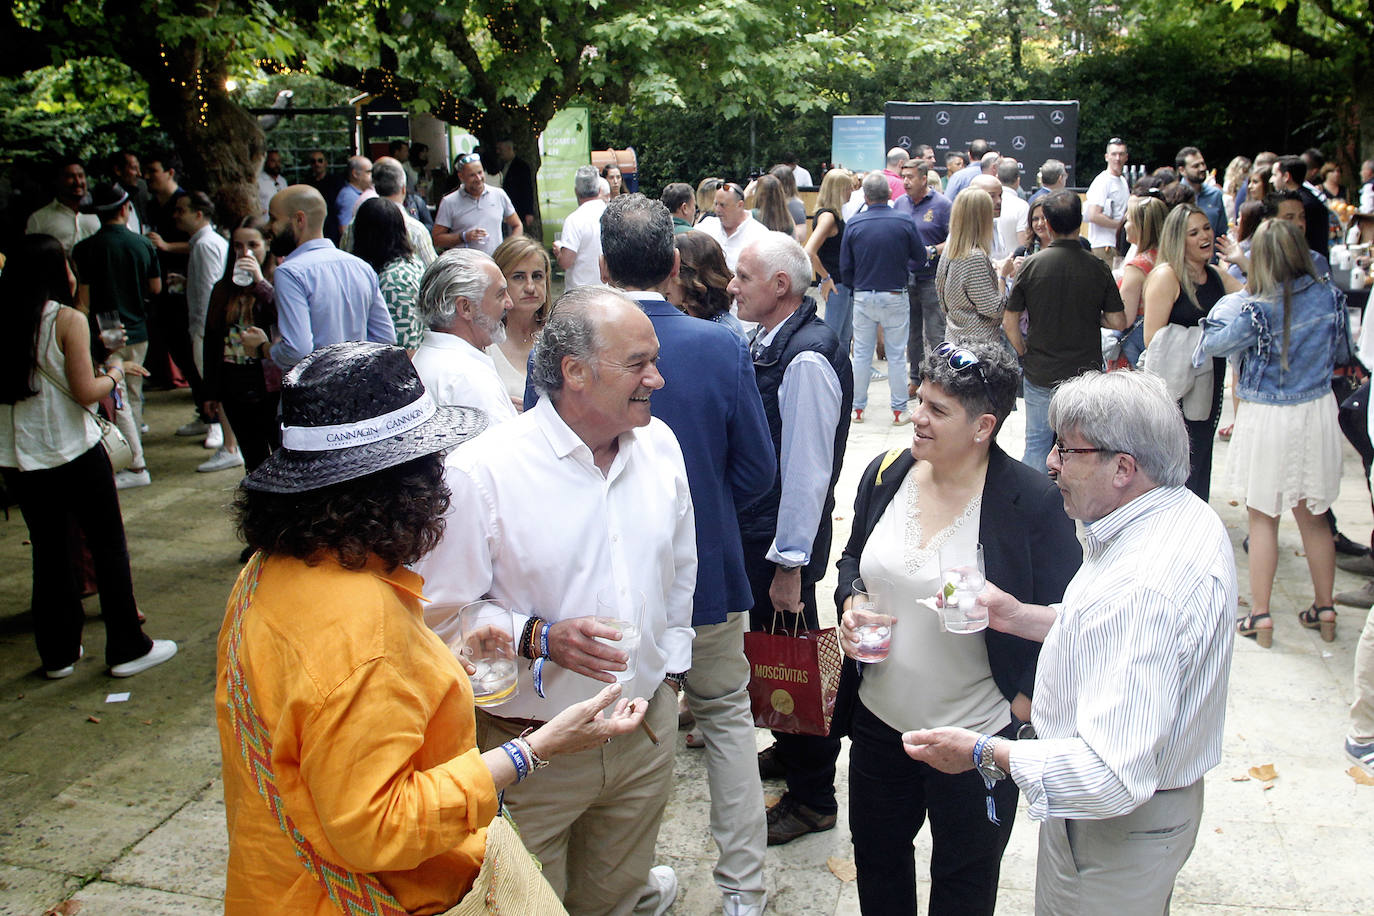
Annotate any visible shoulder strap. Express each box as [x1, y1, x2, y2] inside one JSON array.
[[874, 448, 906, 486], [224, 554, 410, 916]]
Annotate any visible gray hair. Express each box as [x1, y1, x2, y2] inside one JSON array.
[[980, 151, 1001, 173], [1038, 159, 1066, 187], [601, 194, 675, 288], [861, 171, 891, 203], [417, 249, 495, 330], [1048, 371, 1190, 487], [748, 231, 812, 301], [373, 159, 406, 198], [919, 340, 1021, 434], [997, 159, 1021, 186], [529, 285, 627, 401], [573, 165, 599, 200]]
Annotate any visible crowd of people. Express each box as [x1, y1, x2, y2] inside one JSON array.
[[3, 131, 1374, 916]]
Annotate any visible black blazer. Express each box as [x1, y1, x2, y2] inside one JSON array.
[[829, 443, 1082, 738]]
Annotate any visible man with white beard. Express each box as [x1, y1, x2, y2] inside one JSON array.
[[410, 249, 518, 423]]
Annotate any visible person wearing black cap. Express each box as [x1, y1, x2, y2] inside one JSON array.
[[218, 341, 647, 914], [73, 183, 162, 489]]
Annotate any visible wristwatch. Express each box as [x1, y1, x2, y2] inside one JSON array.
[[975, 735, 1007, 782]]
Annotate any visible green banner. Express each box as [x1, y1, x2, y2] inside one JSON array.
[[536, 106, 589, 247]]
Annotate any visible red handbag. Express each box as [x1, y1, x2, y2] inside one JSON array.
[[744, 610, 842, 737]]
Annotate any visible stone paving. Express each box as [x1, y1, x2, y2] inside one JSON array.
[[2, 370, 1373, 916]]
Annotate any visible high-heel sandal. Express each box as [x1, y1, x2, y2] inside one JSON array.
[[1298, 604, 1336, 642], [1237, 612, 1273, 648]]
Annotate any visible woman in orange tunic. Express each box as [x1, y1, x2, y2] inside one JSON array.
[[215, 342, 646, 915]]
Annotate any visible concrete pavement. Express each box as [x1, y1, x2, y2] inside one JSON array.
[[2, 369, 1373, 915]]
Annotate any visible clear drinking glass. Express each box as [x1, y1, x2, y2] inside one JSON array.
[[458, 600, 520, 707], [595, 589, 645, 684], [96, 312, 125, 351], [938, 543, 987, 634], [849, 576, 896, 662]]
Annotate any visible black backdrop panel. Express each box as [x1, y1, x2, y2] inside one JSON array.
[[884, 101, 1079, 185]]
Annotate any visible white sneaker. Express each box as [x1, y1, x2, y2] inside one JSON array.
[[198, 447, 244, 473], [203, 422, 224, 449], [110, 639, 177, 677], [644, 866, 678, 916], [724, 891, 767, 915], [139, 423, 150, 434], [45, 645, 84, 679], [114, 468, 151, 490]]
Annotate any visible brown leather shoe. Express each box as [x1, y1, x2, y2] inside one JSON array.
[[757, 744, 787, 781], [766, 793, 837, 845]]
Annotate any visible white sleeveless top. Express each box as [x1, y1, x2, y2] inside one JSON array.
[[0, 302, 101, 470], [857, 471, 1010, 736]]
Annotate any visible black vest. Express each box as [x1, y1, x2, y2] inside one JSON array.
[[739, 298, 854, 583]]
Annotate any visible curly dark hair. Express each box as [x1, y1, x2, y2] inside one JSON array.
[[234, 453, 449, 570]]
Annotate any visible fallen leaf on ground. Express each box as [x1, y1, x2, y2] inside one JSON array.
[[1237, 596, 1249, 607], [1248, 763, 1278, 781], [1349, 766, 1374, 786], [85, 716, 100, 724], [1230, 775, 1251, 782], [827, 857, 857, 882], [1228, 500, 1239, 506], [42, 901, 81, 915], [1214, 827, 1224, 833], [1262, 783, 1274, 791], [1295, 550, 1306, 557]]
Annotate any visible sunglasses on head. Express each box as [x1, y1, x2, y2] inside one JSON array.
[[935, 341, 996, 407], [721, 183, 745, 201], [457, 152, 482, 166]]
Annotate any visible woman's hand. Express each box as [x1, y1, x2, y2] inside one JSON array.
[[240, 325, 269, 351], [818, 276, 837, 301], [235, 255, 264, 285], [528, 683, 649, 757], [119, 362, 150, 378], [838, 604, 896, 661]]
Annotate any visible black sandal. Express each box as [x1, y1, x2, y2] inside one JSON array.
[[1237, 612, 1273, 648], [1298, 604, 1336, 643]]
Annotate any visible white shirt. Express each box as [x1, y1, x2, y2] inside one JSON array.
[[559, 198, 607, 289], [696, 212, 772, 271], [412, 398, 696, 718], [999, 187, 1029, 253], [26, 200, 99, 254], [257, 171, 288, 215], [411, 329, 519, 423], [1085, 170, 1129, 249], [841, 189, 866, 222], [187, 223, 228, 337], [792, 165, 814, 188], [751, 312, 842, 566], [1008, 485, 1236, 822]]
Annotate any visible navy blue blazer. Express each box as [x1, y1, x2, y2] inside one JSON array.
[[524, 294, 776, 626]]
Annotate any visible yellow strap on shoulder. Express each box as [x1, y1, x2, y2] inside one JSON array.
[[874, 448, 905, 486]]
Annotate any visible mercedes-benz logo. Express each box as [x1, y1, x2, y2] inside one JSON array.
[[898, 136, 911, 148], [1050, 110, 1064, 124], [936, 111, 950, 125], [1011, 136, 1026, 150]]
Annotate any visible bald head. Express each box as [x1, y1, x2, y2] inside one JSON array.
[[887, 147, 909, 169], [272, 185, 327, 230], [970, 174, 1003, 217]]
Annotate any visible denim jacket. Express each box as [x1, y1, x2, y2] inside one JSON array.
[[1194, 275, 1350, 405]]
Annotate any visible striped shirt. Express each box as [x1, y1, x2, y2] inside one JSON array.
[[1009, 484, 1236, 821]]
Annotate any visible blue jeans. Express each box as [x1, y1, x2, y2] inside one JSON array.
[[852, 290, 910, 412], [1022, 378, 1056, 473], [1120, 318, 1145, 367], [822, 283, 853, 353]]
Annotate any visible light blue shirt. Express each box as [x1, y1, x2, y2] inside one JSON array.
[[270, 238, 395, 368]]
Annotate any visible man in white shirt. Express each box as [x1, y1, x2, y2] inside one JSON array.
[[432, 152, 522, 255], [26, 158, 99, 253], [1084, 137, 1130, 263], [554, 166, 606, 290], [414, 286, 695, 915], [903, 370, 1236, 915], [256, 149, 288, 215], [410, 249, 517, 423], [970, 174, 1011, 261], [729, 233, 852, 846], [699, 181, 772, 270], [997, 159, 1030, 253]]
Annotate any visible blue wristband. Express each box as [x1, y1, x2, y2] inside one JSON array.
[[500, 740, 529, 782]]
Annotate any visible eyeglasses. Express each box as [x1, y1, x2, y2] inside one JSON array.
[[935, 341, 995, 407], [1053, 437, 1109, 460]]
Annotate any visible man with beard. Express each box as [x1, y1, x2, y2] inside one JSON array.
[[410, 249, 518, 423], [266, 185, 395, 370], [256, 149, 288, 216]]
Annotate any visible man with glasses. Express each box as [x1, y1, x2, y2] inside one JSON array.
[[433, 152, 522, 256], [903, 369, 1236, 915], [1084, 138, 1130, 264], [1176, 146, 1226, 240], [698, 181, 770, 271], [1004, 191, 1126, 473]]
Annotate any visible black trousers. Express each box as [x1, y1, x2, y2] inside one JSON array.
[[849, 700, 1019, 916], [217, 363, 281, 472], [742, 540, 842, 813], [157, 292, 207, 417], [3, 446, 152, 671], [1183, 357, 1226, 502]]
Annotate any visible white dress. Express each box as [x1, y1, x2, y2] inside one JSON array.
[[1223, 392, 1342, 517]]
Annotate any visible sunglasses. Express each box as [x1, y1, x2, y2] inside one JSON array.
[[721, 183, 745, 201], [935, 341, 996, 407], [457, 152, 482, 166]]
